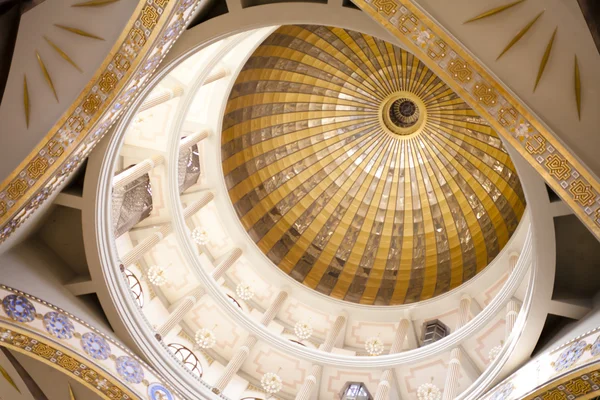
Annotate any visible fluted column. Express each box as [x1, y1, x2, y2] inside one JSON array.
[[443, 347, 462, 400], [121, 223, 171, 267], [295, 315, 346, 400], [113, 154, 164, 189], [374, 370, 393, 400], [121, 193, 214, 267], [156, 286, 206, 338], [374, 318, 410, 400], [505, 299, 520, 339], [442, 296, 471, 400], [179, 130, 209, 152], [505, 253, 521, 339], [139, 85, 184, 112], [204, 65, 229, 85], [212, 290, 288, 394], [156, 247, 242, 338]]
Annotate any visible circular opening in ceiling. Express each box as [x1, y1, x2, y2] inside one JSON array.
[[379, 91, 427, 137]]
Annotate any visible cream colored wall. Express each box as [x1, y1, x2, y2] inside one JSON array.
[[0, 238, 112, 334]]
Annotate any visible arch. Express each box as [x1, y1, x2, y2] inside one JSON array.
[[0, 285, 179, 400]]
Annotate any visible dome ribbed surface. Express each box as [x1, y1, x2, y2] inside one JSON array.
[[221, 25, 525, 305]]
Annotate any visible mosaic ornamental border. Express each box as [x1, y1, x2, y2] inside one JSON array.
[[0, 0, 201, 243], [352, 0, 600, 240], [0, 285, 180, 400]]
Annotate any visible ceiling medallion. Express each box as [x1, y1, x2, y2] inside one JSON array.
[[222, 25, 526, 306], [294, 321, 313, 340], [235, 282, 254, 301], [147, 266, 168, 287], [379, 91, 427, 138]]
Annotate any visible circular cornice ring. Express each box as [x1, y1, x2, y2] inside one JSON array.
[[163, 26, 536, 369]]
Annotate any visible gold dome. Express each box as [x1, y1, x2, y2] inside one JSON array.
[[221, 25, 526, 305]]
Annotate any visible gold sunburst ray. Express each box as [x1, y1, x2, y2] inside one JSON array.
[[23, 75, 30, 128], [574, 55, 582, 120], [54, 24, 104, 40], [72, 0, 120, 6], [534, 27, 557, 92], [497, 11, 544, 60], [464, 0, 526, 24], [0, 364, 20, 393], [36, 51, 58, 102], [44, 36, 82, 73]]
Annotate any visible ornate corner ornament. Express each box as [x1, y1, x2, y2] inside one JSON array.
[[353, 0, 600, 240], [0, 0, 200, 244], [0, 285, 180, 400]]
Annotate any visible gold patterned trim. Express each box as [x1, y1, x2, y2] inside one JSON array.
[[0, 0, 199, 243], [0, 325, 137, 400], [354, 0, 600, 240]]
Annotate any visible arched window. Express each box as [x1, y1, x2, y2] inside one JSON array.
[[227, 294, 243, 310], [167, 343, 203, 378], [124, 269, 144, 308]]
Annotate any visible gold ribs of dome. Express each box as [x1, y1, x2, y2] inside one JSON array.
[[221, 25, 526, 305]]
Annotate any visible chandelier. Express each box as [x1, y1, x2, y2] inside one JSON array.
[[261, 371, 283, 394], [294, 321, 313, 340], [417, 381, 441, 400], [191, 227, 209, 245], [147, 265, 168, 286], [365, 336, 384, 356], [236, 282, 254, 301], [194, 327, 216, 349], [489, 343, 503, 362]]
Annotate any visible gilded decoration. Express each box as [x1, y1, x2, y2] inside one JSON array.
[[0, 285, 179, 400], [0, 0, 200, 244], [221, 25, 526, 305], [352, 0, 600, 241]]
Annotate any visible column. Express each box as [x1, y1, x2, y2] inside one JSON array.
[[212, 290, 288, 394], [295, 315, 346, 400], [139, 85, 184, 112], [113, 154, 164, 189], [179, 130, 209, 152], [156, 247, 242, 338], [121, 193, 214, 267], [443, 348, 462, 400], [442, 296, 471, 400], [374, 318, 410, 400], [374, 370, 393, 400], [505, 253, 521, 339], [204, 65, 229, 85]]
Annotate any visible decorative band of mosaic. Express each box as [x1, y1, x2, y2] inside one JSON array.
[[0, 285, 180, 400], [353, 0, 600, 240], [0, 0, 200, 244]]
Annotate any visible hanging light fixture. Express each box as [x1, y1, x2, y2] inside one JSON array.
[[294, 320, 313, 340], [236, 282, 254, 301], [488, 342, 504, 362], [191, 227, 209, 245], [417, 378, 441, 400], [261, 370, 283, 395], [365, 335, 384, 356], [194, 326, 217, 349], [147, 265, 168, 286]]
